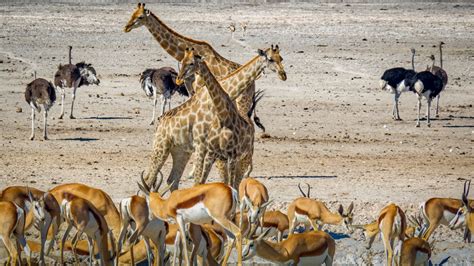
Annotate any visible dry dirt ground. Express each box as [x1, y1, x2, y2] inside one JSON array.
[[0, 1, 473, 264]]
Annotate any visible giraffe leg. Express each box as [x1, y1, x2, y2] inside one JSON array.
[[146, 141, 172, 187], [192, 144, 209, 184], [167, 147, 191, 191], [215, 160, 228, 184], [199, 152, 216, 185]]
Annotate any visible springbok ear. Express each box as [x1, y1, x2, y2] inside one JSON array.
[[137, 3, 141, 7], [347, 202, 354, 214], [338, 204, 344, 215], [275, 44, 279, 50], [257, 49, 266, 57], [142, 3, 146, 8]]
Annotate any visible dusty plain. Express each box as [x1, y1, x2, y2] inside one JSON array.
[[0, 1, 473, 264]]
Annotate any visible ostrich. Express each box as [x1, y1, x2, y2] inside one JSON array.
[[25, 77, 56, 140], [54, 46, 100, 119], [426, 42, 448, 117], [139, 67, 189, 125], [379, 48, 417, 120], [404, 71, 444, 127]]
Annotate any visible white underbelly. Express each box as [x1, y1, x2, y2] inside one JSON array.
[[177, 202, 212, 224], [298, 250, 328, 265], [84, 213, 99, 236], [414, 251, 429, 265], [441, 210, 464, 229], [254, 226, 278, 239], [295, 212, 310, 225], [143, 219, 166, 238]]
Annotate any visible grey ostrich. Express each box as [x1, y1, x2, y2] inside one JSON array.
[[25, 77, 56, 140], [54, 46, 100, 119], [140, 67, 189, 125], [426, 41, 448, 117]]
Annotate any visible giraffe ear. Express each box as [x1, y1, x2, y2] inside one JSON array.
[[257, 49, 266, 57], [194, 55, 203, 62]]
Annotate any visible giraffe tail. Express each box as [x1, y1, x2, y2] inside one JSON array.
[[249, 89, 265, 132]]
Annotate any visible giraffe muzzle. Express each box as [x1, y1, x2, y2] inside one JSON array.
[[175, 78, 184, 86]]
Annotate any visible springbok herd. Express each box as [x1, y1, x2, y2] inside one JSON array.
[[3, 2, 471, 266]]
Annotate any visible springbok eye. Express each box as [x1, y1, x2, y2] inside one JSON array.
[[268, 59, 274, 63]]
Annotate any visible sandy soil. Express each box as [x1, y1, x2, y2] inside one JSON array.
[[0, 2, 473, 264]]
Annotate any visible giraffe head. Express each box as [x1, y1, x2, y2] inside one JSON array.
[[259, 45, 287, 81], [175, 47, 202, 85], [124, 3, 149, 33]]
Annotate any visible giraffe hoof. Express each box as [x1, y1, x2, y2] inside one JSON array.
[[416, 124, 420, 128], [58, 115, 63, 119], [69, 115, 76, 119], [435, 114, 439, 118], [44, 136, 49, 140], [427, 123, 431, 127]]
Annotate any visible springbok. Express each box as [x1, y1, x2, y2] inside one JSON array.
[[287, 186, 354, 235], [238, 177, 271, 237], [394, 214, 431, 266], [137, 172, 243, 265], [242, 229, 335, 265], [0, 186, 60, 265], [117, 194, 167, 265], [60, 192, 116, 265], [419, 187, 473, 240], [236, 211, 289, 242], [449, 180, 474, 243], [0, 200, 31, 265], [358, 203, 407, 266]]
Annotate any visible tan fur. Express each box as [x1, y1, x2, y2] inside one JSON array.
[[399, 237, 431, 266], [0, 201, 30, 265], [140, 178, 243, 266], [60, 193, 114, 265], [287, 197, 354, 235], [244, 230, 335, 265], [421, 197, 474, 240], [238, 177, 270, 235], [144, 47, 285, 191]]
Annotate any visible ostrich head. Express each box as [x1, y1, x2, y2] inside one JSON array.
[[76, 62, 100, 86], [124, 3, 149, 33]]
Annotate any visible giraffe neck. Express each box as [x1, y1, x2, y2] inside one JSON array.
[[145, 11, 240, 77], [197, 61, 236, 122], [195, 54, 266, 100]]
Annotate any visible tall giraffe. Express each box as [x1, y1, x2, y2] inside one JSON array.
[[144, 46, 286, 190], [124, 3, 288, 122], [176, 48, 254, 188]]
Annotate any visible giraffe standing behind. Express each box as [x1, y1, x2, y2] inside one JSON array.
[[176, 48, 254, 187], [142, 47, 286, 190]]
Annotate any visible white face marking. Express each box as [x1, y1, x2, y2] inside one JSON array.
[[446, 209, 465, 229], [176, 202, 212, 224]]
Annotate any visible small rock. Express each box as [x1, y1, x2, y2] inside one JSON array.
[[16, 107, 22, 113]]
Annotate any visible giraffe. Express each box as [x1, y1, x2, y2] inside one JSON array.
[[143, 46, 286, 190], [123, 3, 287, 121], [176, 48, 254, 188]]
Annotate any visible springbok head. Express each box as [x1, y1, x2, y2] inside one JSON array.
[[450, 180, 473, 242], [338, 202, 355, 234]]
